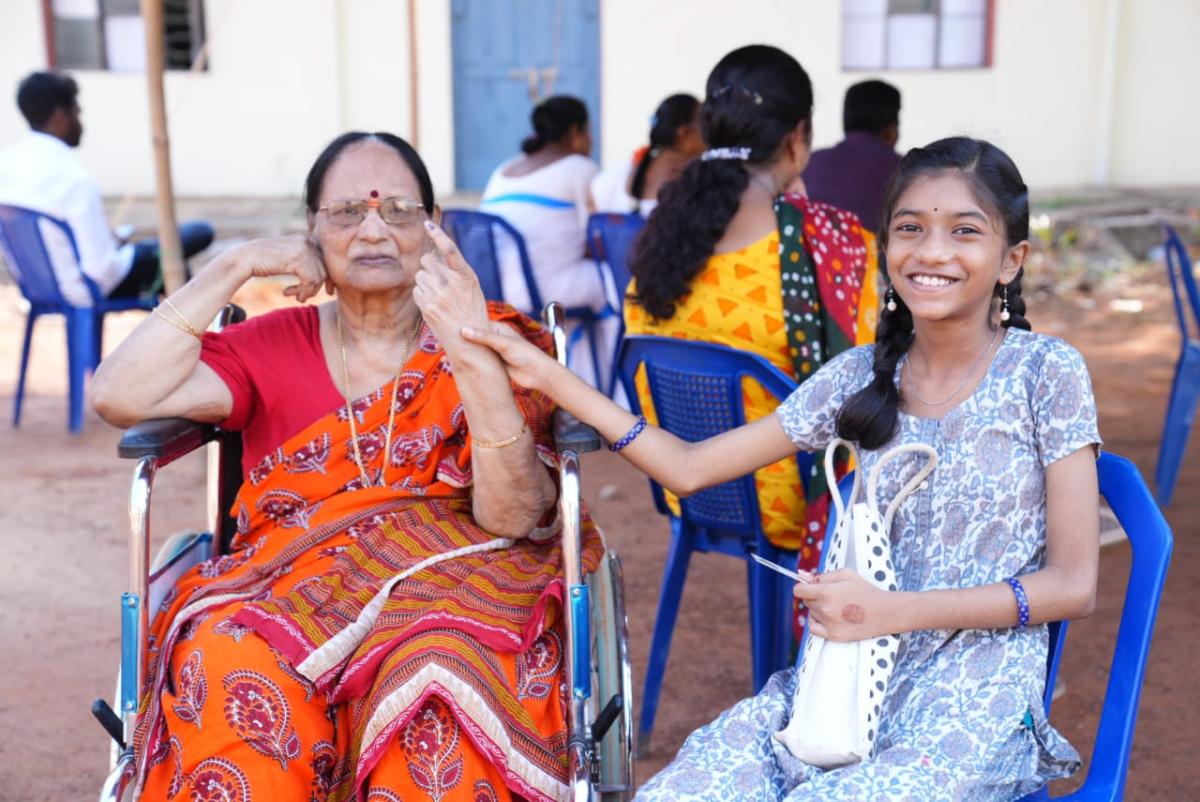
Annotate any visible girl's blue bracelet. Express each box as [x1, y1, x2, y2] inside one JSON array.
[[1006, 576, 1030, 631], [609, 415, 648, 452]]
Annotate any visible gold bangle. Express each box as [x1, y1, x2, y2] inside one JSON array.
[[159, 297, 204, 339], [153, 305, 203, 341], [473, 423, 528, 449]]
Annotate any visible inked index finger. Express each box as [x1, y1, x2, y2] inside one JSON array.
[[422, 220, 470, 274]]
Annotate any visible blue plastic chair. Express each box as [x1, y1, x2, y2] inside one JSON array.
[[441, 208, 542, 312], [0, 203, 155, 432], [441, 208, 612, 385], [809, 453, 1172, 801], [586, 212, 646, 395], [616, 335, 813, 755], [1155, 225, 1200, 506]]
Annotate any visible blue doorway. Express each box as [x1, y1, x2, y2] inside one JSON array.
[[451, 0, 601, 191]]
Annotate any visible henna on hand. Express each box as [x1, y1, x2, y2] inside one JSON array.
[[841, 603, 866, 625]]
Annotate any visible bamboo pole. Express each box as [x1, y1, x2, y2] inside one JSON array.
[[141, 0, 185, 293], [408, 0, 420, 149]]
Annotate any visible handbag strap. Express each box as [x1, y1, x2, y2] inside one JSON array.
[[867, 443, 939, 534], [823, 437, 862, 524]]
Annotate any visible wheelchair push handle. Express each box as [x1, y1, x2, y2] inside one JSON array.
[[92, 698, 125, 751]]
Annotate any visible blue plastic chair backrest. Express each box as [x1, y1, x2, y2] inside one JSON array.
[[587, 212, 646, 306], [811, 453, 1172, 802], [1078, 452, 1173, 799], [440, 208, 542, 313], [1163, 225, 1200, 342], [0, 202, 94, 307], [617, 335, 809, 534]]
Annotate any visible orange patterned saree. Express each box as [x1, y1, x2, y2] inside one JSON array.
[[135, 305, 604, 802]]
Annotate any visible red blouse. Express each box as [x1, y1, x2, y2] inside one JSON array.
[[200, 305, 342, 473]]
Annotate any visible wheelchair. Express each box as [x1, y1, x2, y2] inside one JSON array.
[[94, 303, 635, 802]]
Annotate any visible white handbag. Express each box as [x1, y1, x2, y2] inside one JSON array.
[[774, 438, 938, 768]]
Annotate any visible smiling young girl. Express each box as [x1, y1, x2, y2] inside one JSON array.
[[462, 136, 1101, 800]]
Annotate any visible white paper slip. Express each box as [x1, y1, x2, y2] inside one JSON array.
[[750, 552, 812, 584]]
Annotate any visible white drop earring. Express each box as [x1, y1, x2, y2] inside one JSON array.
[[1000, 284, 1011, 322], [886, 286, 898, 312]]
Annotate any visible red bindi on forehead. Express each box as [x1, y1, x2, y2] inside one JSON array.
[[369, 190, 379, 198]]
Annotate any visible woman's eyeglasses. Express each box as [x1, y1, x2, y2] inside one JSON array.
[[318, 196, 426, 227]]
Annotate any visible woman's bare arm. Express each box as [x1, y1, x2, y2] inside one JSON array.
[[91, 237, 328, 427], [413, 222, 555, 537], [451, 349, 557, 538]]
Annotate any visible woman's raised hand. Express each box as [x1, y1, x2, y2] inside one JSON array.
[[230, 235, 330, 302], [461, 319, 557, 392], [412, 220, 490, 354]]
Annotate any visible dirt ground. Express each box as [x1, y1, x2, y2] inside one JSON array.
[[0, 274, 1197, 801]]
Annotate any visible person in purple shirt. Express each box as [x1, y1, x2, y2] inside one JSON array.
[[801, 79, 902, 232]]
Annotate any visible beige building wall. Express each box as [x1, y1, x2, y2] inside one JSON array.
[[599, 0, 1130, 190], [1, 1, 334, 197], [0, 0, 1196, 197], [0, 0, 458, 198], [1109, 0, 1200, 186]]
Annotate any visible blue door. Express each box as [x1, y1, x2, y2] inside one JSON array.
[[451, 0, 601, 191]]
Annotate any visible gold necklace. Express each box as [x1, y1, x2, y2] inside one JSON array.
[[903, 326, 1001, 407], [335, 308, 423, 488]]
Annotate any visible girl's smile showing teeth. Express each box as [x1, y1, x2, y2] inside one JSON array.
[[909, 273, 959, 290]]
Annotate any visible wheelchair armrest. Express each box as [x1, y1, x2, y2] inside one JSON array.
[[553, 409, 601, 454], [117, 417, 221, 466]]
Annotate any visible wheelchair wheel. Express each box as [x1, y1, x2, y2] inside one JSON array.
[[150, 530, 213, 572], [587, 549, 635, 800], [147, 531, 212, 619]]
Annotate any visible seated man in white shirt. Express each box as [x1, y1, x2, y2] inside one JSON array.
[[0, 71, 213, 306]]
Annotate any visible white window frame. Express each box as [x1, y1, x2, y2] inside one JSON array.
[[842, 0, 995, 72], [42, 0, 207, 73]]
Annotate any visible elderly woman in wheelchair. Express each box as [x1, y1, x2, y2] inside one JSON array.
[[91, 132, 630, 802]]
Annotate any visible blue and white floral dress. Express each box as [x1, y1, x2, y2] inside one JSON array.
[[636, 328, 1101, 802]]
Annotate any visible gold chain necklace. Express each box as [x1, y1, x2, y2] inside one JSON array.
[[335, 308, 423, 488], [903, 325, 1001, 407]]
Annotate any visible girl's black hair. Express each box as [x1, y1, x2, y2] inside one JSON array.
[[521, 95, 589, 155], [629, 45, 812, 320], [629, 93, 701, 201], [304, 131, 435, 213], [836, 136, 1033, 449]]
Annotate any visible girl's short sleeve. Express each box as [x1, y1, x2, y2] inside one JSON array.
[[1032, 340, 1102, 467], [774, 346, 874, 452]]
